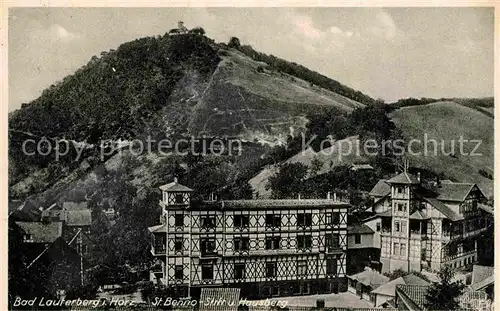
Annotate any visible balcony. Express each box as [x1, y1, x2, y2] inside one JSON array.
[[200, 250, 220, 259]]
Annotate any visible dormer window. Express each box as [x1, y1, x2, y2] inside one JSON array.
[[23, 234, 33, 242]]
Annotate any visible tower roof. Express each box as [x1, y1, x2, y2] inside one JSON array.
[[386, 172, 420, 184], [159, 178, 193, 192]]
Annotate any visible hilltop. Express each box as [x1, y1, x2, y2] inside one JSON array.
[[8, 31, 371, 199]]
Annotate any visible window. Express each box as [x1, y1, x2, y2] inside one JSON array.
[[265, 237, 281, 250], [397, 203, 406, 212], [201, 238, 216, 256], [175, 265, 183, 280], [81, 245, 88, 254], [234, 264, 245, 279], [175, 193, 184, 204], [234, 215, 249, 228], [354, 234, 361, 244], [174, 237, 183, 252], [266, 214, 281, 227], [396, 186, 404, 194], [394, 243, 400, 256], [23, 234, 33, 242], [326, 233, 340, 249], [297, 235, 312, 249], [266, 262, 276, 277], [326, 258, 337, 275], [376, 222, 381, 232], [327, 212, 340, 225], [174, 214, 184, 227], [297, 213, 312, 227], [401, 220, 407, 233], [201, 262, 213, 280], [297, 260, 307, 276], [400, 243, 406, 256], [201, 216, 216, 229], [234, 237, 250, 251], [394, 221, 400, 232]]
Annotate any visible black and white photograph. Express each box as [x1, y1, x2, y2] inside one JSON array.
[[6, 4, 495, 311]]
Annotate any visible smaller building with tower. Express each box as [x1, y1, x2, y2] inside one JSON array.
[[148, 178, 350, 299]]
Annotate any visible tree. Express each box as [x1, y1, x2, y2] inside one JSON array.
[[228, 37, 241, 48], [310, 157, 323, 176], [424, 264, 466, 310], [190, 27, 205, 35], [266, 163, 308, 199]]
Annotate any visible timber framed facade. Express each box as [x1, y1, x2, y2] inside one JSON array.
[[148, 179, 349, 299], [366, 172, 493, 273]]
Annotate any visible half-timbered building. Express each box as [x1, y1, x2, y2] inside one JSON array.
[[364, 172, 492, 273], [148, 178, 349, 299]]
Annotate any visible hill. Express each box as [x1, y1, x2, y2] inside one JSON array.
[[390, 101, 493, 196], [8, 32, 370, 197]]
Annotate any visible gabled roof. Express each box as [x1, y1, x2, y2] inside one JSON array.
[[15, 221, 63, 243], [409, 210, 429, 220], [435, 182, 479, 202], [159, 179, 193, 192], [348, 268, 389, 289], [424, 197, 463, 221], [386, 172, 420, 185], [372, 274, 429, 297], [369, 180, 391, 197], [62, 202, 92, 226], [396, 284, 428, 310], [348, 224, 374, 235]]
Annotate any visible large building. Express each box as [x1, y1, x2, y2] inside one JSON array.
[[363, 172, 492, 273], [148, 178, 349, 299]]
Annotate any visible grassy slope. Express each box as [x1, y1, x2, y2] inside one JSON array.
[[189, 50, 364, 143], [390, 101, 493, 196], [249, 136, 367, 198]]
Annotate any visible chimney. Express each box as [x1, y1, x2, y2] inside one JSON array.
[[327, 192, 331, 200], [174, 177, 178, 183], [333, 192, 337, 201], [417, 172, 421, 183], [298, 194, 301, 200]]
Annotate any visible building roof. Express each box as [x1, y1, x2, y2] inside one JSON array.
[[159, 178, 193, 192], [369, 180, 391, 197], [386, 172, 420, 184], [148, 224, 167, 233], [424, 197, 463, 221], [409, 210, 429, 220], [377, 209, 393, 217], [478, 203, 493, 215], [470, 265, 494, 291], [221, 199, 349, 209], [348, 224, 374, 235], [348, 268, 390, 289], [435, 182, 478, 202], [62, 202, 92, 226], [350, 164, 374, 170], [396, 284, 428, 310], [15, 221, 63, 243], [372, 274, 429, 298], [199, 288, 240, 311]]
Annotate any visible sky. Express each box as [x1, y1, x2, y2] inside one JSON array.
[[8, 7, 494, 111]]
